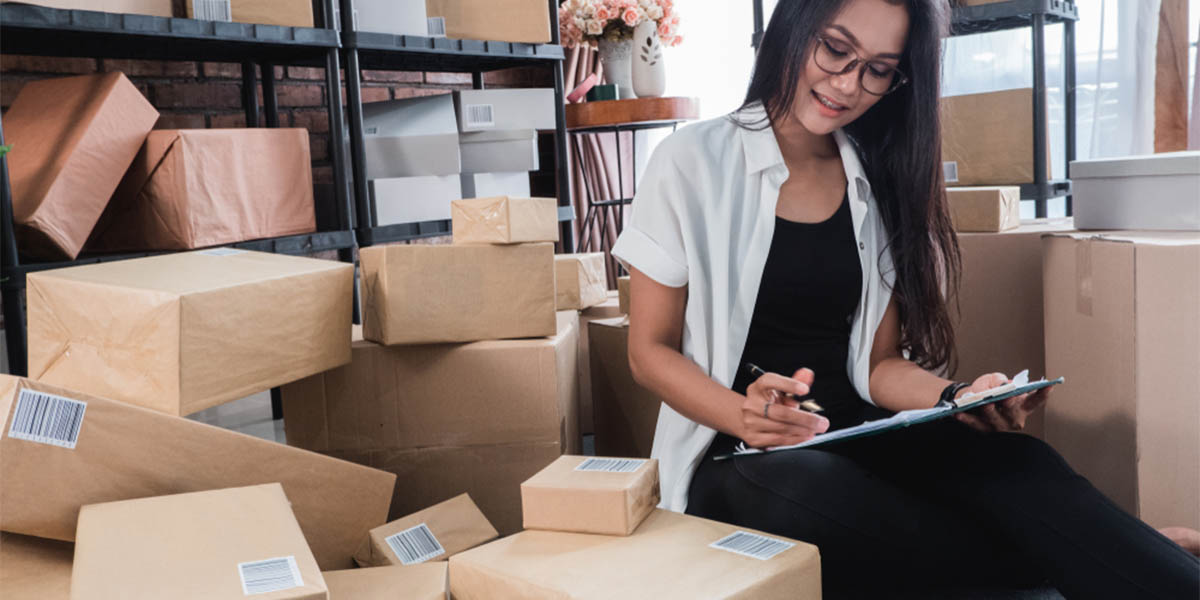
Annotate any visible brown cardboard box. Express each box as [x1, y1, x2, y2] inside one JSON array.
[[951, 219, 1076, 439], [521, 455, 659, 536], [1043, 232, 1200, 530], [617, 275, 631, 314], [450, 509, 822, 599], [941, 88, 1051, 186], [0, 0, 172, 15], [4, 72, 158, 259], [355, 493, 497, 567], [27, 249, 352, 416], [73, 484, 327, 599], [425, 0, 551, 43], [947, 186, 1021, 232], [451, 196, 559, 244], [0, 376, 395, 570], [555, 253, 608, 310], [0, 533, 73, 600], [323, 565, 447, 600], [87, 129, 316, 252], [590, 317, 661, 458], [578, 292, 622, 435], [361, 242, 556, 345], [186, 0, 314, 27]]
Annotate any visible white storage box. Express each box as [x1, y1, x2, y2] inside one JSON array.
[[1071, 151, 1200, 231], [460, 129, 539, 174], [460, 171, 532, 199], [371, 174, 462, 226], [333, 0, 430, 36], [453, 89, 556, 132], [362, 95, 461, 179]]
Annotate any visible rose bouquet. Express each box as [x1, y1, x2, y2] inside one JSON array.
[[559, 0, 682, 48]]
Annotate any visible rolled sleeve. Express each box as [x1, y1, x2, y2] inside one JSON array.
[[611, 137, 690, 288], [613, 226, 688, 287]]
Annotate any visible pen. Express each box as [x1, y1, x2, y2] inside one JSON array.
[[745, 363, 825, 414]]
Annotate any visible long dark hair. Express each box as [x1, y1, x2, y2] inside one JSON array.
[[740, 0, 960, 372]]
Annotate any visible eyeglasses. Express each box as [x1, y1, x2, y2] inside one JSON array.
[[812, 35, 908, 96]]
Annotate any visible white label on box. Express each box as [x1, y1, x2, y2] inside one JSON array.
[[7, 389, 87, 450], [385, 523, 445, 565], [710, 531, 795, 561], [365, 126, 379, 135], [464, 104, 496, 129], [943, 161, 959, 183], [199, 248, 246, 256], [238, 556, 303, 595], [427, 17, 446, 37], [192, 0, 232, 22], [574, 457, 647, 473]]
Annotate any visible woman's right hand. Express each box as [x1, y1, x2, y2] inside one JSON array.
[[738, 368, 831, 449]]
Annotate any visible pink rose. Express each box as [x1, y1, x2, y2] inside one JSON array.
[[670, 15, 679, 25], [586, 19, 604, 35], [595, 6, 611, 21], [669, 34, 682, 46], [622, 7, 640, 26], [658, 22, 671, 38]]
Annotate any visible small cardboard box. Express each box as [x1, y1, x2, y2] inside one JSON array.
[[425, 0, 550, 43], [449, 509, 822, 599], [1043, 232, 1200, 530], [1070, 151, 1200, 231], [362, 95, 461, 179], [521, 455, 659, 536], [355, 494, 498, 567], [946, 186, 1021, 233], [187, 0, 314, 27], [4, 72, 158, 259], [617, 275, 631, 314], [460, 171, 531, 199], [360, 242, 556, 344], [941, 88, 1051, 186], [322, 564, 447, 600], [578, 293, 622, 435], [589, 317, 661, 459], [0, 376, 395, 570], [73, 484, 327, 599], [555, 253, 608, 311], [459, 129, 539, 173], [451, 196, 558, 245], [1, 533, 73, 600], [370, 175, 462, 226], [0, 0, 172, 15], [27, 249, 352, 416], [87, 128, 315, 251], [453, 89, 556, 132]]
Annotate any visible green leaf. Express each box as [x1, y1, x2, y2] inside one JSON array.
[[0, 144, 10, 158]]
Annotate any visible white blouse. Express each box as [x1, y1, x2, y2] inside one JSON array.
[[611, 103, 897, 513]]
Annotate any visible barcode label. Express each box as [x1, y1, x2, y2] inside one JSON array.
[[575, 457, 646, 473], [7, 389, 87, 449], [943, 161, 959, 183], [192, 0, 231, 22], [427, 17, 446, 37], [199, 248, 245, 256], [365, 126, 379, 135], [238, 556, 303, 596], [385, 523, 445, 565], [710, 531, 794, 561], [464, 104, 495, 128]]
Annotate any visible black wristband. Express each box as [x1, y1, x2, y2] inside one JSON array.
[[939, 382, 971, 408]]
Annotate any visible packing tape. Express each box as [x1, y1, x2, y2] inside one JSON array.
[[1075, 238, 1094, 317]]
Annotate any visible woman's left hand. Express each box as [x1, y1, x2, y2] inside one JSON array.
[[954, 372, 1052, 433]]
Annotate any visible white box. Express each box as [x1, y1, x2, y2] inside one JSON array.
[[453, 89, 556, 132], [362, 95, 461, 178], [371, 174, 462, 226], [333, 0, 429, 35], [460, 129, 538, 174], [1071, 151, 1200, 231], [460, 171, 531, 199]]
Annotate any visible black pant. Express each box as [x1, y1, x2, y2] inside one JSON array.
[[687, 420, 1200, 599]]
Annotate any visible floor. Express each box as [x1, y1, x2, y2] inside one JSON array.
[[187, 391, 286, 443]]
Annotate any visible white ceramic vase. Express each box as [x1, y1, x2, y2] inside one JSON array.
[[632, 21, 666, 98], [598, 37, 635, 100]]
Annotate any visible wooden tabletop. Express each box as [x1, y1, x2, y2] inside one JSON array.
[[565, 97, 700, 130]]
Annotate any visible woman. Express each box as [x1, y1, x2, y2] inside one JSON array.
[[611, 0, 1200, 597]]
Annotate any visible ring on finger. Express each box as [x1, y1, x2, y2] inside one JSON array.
[[762, 402, 771, 419]]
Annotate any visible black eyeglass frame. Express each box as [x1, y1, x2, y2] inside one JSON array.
[[812, 35, 910, 97]]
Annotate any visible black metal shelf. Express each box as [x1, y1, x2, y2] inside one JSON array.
[[950, 0, 1079, 36], [1019, 179, 1073, 201], [347, 32, 564, 72]]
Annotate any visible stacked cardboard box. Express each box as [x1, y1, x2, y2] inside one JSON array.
[[577, 291, 622, 435], [425, 0, 551, 44], [0, 533, 74, 600], [590, 316, 662, 458], [323, 564, 448, 600], [354, 494, 498, 567]]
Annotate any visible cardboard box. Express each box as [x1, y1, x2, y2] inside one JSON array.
[[425, 0, 550, 43], [370, 175, 462, 226], [941, 88, 1051, 186], [355, 494, 498, 567], [1070, 151, 1200, 231], [951, 219, 1076, 439], [946, 186, 1021, 233], [362, 95, 461, 179], [578, 292, 622, 435], [361, 242, 556, 344], [73, 484, 327, 599], [555, 253, 608, 311], [0, 533, 73, 600], [187, 0, 314, 27], [0, 376, 395, 570], [1043, 232, 1200, 530], [460, 129, 539, 173], [27, 250, 352, 416], [617, 275, 631, 314], [322, 564, 447, 600], [451, 196, 558, 244], [460, 171, 531, 199], [522, 455, 659, 536], [449, 509, 822, 599], [345, 0, 429, 36], [4, 72, 158, 259], [589, 317, 661, 459], [453, 89, 556, 132], [87, 128, 315, 251], [0, 0, 172, 16]]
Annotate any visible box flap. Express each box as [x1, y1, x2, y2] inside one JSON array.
[[1070, 150, 1200, 179]]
